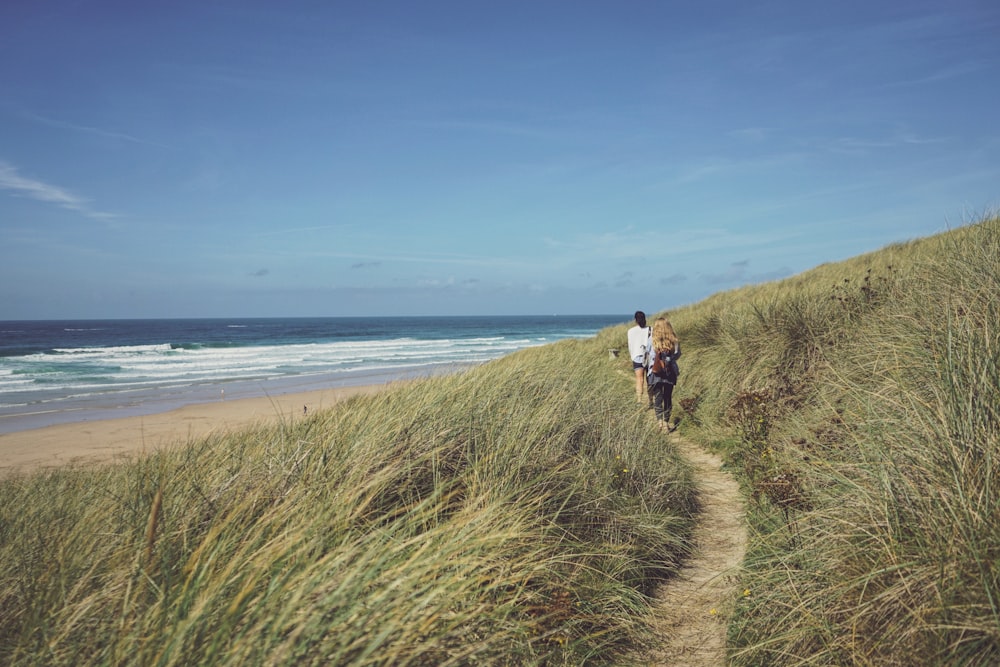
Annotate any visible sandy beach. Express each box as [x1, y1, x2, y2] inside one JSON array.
[[0, 384, 383, 475]]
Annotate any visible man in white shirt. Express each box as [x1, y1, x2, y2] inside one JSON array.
[[627, 311, 651, 404]]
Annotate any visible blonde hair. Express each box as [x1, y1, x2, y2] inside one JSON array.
[[652, 317, 678, 352]]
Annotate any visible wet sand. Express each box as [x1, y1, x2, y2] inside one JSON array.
[[0, 385, 383, 475]]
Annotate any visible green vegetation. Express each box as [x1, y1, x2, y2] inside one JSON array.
[[2, 212, 997, 665], [670, 213, 1000, 665], [0, 339, 696, 665]]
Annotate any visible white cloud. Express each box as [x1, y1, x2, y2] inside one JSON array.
[[0, 160, 117, 221]]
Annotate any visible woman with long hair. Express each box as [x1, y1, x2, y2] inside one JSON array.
[[647, 316, 680, 430], [627, 310, 651, 404]]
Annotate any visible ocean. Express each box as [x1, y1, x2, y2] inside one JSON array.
[[0, 315, 624, 434]]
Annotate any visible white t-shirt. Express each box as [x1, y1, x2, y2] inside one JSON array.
[[627, 325, 651, 365]]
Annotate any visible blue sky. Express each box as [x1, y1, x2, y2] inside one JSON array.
[[1, 1, 997, 320]]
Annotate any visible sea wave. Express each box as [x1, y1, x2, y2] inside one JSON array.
[[0, 314, 624, 432], [0, 336, 542, 404]]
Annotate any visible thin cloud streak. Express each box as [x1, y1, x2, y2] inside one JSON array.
[[21, 112, 170, 148], [545, 226, 804, 262], [294, 247, 527, 268], [0, 160, 117, 221], [252, 224, 351, 237]]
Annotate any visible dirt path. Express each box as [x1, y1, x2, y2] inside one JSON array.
[[637, 435, 748, 665]]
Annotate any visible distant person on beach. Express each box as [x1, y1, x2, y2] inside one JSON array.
[[627, 311, 652, 404], [647, 316, 681, 431]]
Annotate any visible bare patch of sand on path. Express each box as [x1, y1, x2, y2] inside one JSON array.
[[633, 435, 748, 666]]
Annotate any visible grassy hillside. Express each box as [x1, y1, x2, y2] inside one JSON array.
[[2, 213, 996, 665], [0, 337, 697, 665], [665, 213, 999, 665]]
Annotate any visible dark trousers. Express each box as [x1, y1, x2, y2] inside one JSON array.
[[650, 381, 674, 422]]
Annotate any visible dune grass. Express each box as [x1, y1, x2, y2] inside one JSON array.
[[665, 213, 1000, 665], [0, 337, 696, 665], [4, 213, 997, 665]]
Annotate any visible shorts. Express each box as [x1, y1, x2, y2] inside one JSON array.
[[632, 361, 645, 371]]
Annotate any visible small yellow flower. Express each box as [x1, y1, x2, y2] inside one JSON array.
[[709, 608, 718, 616], [743, 589, 751, 597], [622, 468, 628, 473]]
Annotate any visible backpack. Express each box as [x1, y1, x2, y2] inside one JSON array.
[[647, 348, 680, 386]]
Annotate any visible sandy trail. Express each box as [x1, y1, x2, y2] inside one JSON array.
[[635, 435, 748, 665]]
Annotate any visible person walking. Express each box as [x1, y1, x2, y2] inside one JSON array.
[[627, 311, 652, 404], [647, 316, 681, 430]]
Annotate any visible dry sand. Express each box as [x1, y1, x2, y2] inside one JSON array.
[[0, 385, 383, 475]]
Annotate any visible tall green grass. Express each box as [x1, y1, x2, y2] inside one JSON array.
[[0, 337, 696, 665], [5, 213, 997, 665], [667, 214, 1000, 665]]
